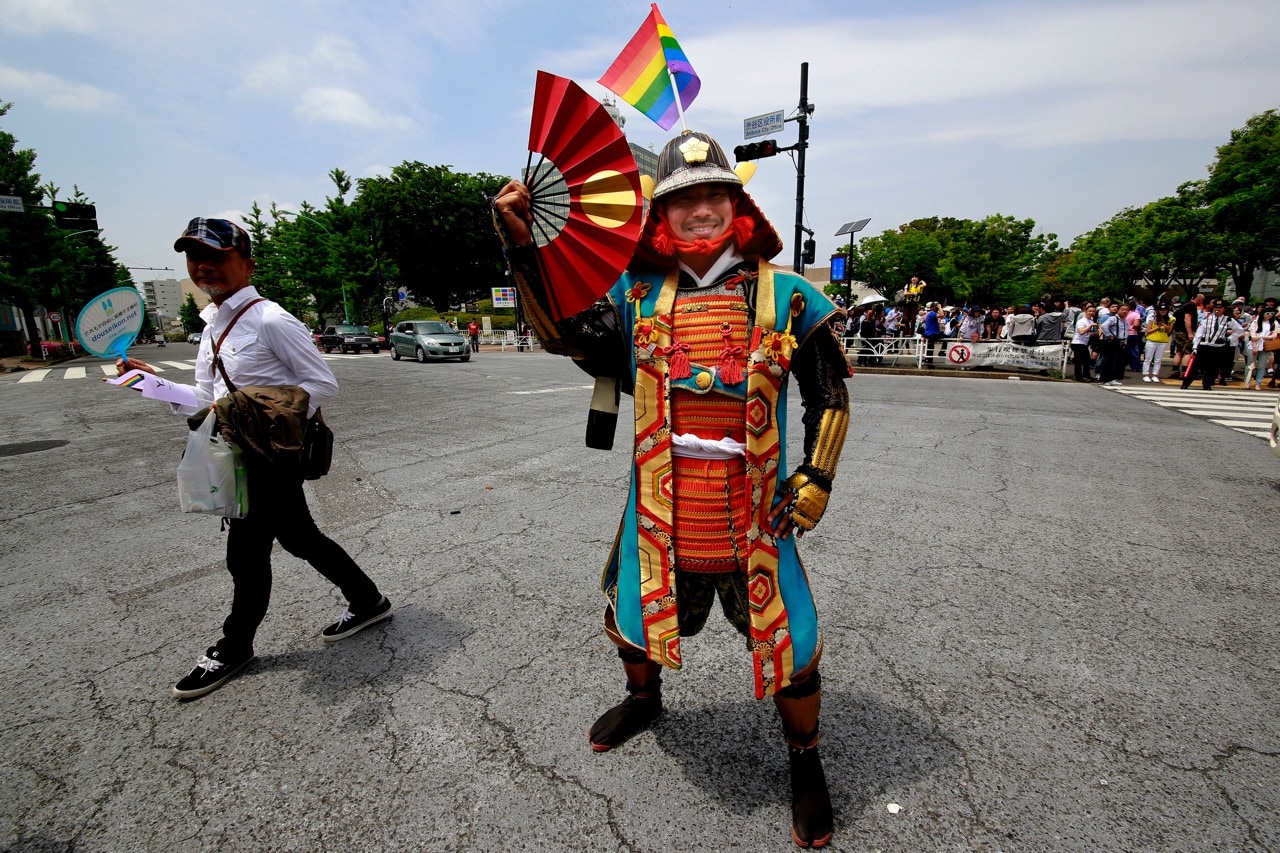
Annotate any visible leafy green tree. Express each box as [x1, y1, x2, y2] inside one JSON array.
[[1058, 186, 1222, 302], [1058, 210, 1146, 300], [0, 103, 119, 355], [178, 293, 204, 336], [246, 171, 386, 329], [846, 215, 1056, 306], [352, 163, 509, 311], [1202, 108, 1280, 300], [845, 224, 944, 301], [938, 215, 1058, 306]]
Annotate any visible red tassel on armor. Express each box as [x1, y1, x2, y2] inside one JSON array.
[[717, 323, 745, 385], [659, 339, 693, 379]]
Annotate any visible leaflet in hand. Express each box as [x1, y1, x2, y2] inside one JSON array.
[[105, 369, 206, 408]]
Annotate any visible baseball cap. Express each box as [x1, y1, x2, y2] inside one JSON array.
[[174, 217, 252, 257]]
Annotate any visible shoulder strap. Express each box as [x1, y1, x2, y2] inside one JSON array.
[[211, 298, 266, 392]]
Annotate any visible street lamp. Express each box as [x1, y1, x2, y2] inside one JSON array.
[[276, 208, 351, 324], [834, 218, 871, 304]]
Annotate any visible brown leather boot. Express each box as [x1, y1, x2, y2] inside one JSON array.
[[775, 671, 832, 848], [588, 648, 662, 752]]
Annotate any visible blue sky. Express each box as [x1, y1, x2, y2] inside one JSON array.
[[2, 0, 1277, 286]]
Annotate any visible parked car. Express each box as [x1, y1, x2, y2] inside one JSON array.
[[319, 324, 380, 354], [389, 320, 470, 363], [187, 332, 202, 345]]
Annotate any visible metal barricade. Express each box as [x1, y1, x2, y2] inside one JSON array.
[[844, 335, 925, 367], [844, 335, 1069, 374]]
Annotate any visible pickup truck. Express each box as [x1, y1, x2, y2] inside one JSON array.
[[318, 324, 380, 354]]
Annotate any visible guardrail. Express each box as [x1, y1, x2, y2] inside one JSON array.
[[482, 332, 540, 352], [844, 335, 1069, 374]]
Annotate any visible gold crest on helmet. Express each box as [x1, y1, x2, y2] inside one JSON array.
[[679, 136, 710, 165]]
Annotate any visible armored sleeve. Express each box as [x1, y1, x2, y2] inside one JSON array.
[[782, 322, 851, 531]]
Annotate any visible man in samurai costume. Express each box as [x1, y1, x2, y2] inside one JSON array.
[[493, 130, 851, 849]]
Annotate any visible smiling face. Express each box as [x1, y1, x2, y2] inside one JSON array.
[[660, 183, 735, 244], [186, 244, 255, 305]]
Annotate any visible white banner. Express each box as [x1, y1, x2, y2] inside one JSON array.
[[944, 341, 1064, 371]]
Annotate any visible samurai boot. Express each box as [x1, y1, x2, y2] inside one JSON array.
[[776, 671, 832, 849], [787, 737, 832, 849], [588, 647, 662, 752]]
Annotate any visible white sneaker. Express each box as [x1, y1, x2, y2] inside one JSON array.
[[1143, 375, 1152, 382], [1105, 380, 1123, 387]]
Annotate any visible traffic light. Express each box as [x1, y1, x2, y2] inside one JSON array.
[[51, 201, 98, 231], [733, 139, 780, 162], [802, 238, 816, 265]]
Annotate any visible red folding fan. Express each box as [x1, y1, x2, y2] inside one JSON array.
[[523, 71, 643, 321]]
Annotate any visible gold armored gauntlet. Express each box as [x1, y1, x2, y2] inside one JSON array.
[[783, 471, 831, 531], [783, 408, 849, 531]]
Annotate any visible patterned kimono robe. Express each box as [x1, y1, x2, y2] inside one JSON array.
[[588, 260, 848, 698]]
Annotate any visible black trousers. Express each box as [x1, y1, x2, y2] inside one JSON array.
[[1071, 343, 1093, 380], [1097, 341, 1125, 382], [219, 466, 381, 655], [1184, 344, 1230, 390]]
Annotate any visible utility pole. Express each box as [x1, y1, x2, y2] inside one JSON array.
[[792, 62, 813, 274]]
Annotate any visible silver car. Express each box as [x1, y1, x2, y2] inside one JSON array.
[[389, 320, 470, 363]]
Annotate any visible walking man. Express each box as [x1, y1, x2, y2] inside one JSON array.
[[119, 218, 392, 699]]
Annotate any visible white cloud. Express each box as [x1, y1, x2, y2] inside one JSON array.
[[0, 0, 94, 35], [243, 35, 364, 93], [295, 87, 411, 130], [0, 65, 117, 110], [686, 0, 1280, 149], [240, 35, 409, 129]]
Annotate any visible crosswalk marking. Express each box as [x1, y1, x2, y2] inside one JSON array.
[[4, 354, 363, 384], [1109, 385, 1277, 439]]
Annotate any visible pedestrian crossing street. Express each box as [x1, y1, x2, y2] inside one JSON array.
[[8, 354, 370, 384], [1107, 383, 1279, 440]]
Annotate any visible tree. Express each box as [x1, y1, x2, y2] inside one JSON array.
[[936, 215, 1058, 306], [178, 293, 204, 336], [1202, 108, 1280, 300], [0, 103, 120, 356], [0, 101, 56, 355], [845, 224, 944, 301], [1057, 186, 1223, 303], [352, 163, 510, 311], [846, 215, 1057, 307]]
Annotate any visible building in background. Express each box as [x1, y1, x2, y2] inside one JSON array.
[[141, 278, 209, 334]]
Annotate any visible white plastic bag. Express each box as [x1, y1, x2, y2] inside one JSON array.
[[176, 411, 247, 518]]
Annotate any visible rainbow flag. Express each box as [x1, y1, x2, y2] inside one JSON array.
[[598, 4, 699, 131]]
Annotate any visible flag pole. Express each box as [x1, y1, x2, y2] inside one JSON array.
[[667, 68, 688, 133]]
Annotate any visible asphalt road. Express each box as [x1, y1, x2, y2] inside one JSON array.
[[2, 346, 1278, 851]]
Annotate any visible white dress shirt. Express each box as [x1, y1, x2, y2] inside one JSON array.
[[172, 285, 338, 418]]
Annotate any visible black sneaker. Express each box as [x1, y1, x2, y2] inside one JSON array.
[[321, 596, 393, 642], [172, 646, 255, 700]]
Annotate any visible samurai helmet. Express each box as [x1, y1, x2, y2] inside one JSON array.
[[651, 131, 743, 200]]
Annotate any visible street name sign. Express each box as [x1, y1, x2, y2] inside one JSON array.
[[743, 110, 785, 140]]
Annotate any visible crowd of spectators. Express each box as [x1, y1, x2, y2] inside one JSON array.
[[843, 292, 1280, 388]]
